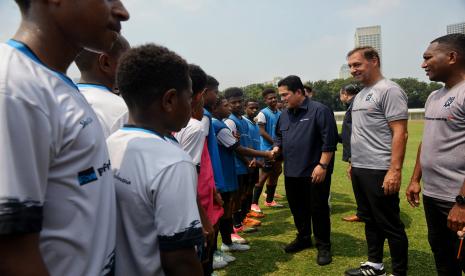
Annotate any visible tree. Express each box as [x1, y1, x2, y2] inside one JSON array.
[[391, 78, 443, 108], [228, 77, 442, 112]]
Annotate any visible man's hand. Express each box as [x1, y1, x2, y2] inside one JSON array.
[[271, 146, 280, 158], [214, 191, 224, 207], [406, 180, 421, 207], [249, 158, 257, 168], [382, 168, 401, 195], [448, 204, 465, 232], [232, 131, 240, 140], [202, 216, 214, 245], [264, 151, 275, 161], [346, 164, 352, 180], [311, 165, 327, 184]]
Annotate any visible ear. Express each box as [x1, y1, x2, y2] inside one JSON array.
[[98, 54, 112, 74], [161, 89, 178, 113], [295, 89, 304, 96], [447, 51, 458, 66], [194, 90, 205, 103], [371, 57, 380, 68]]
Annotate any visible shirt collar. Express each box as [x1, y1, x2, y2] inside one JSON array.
[[77, 83, 112, 92]]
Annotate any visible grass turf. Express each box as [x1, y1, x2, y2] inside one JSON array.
[[216, 121, 436, 276]]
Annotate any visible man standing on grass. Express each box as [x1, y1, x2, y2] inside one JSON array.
[[251, 88, 284, 215], [345, 47, 409, 276], [406, 33, 465, 276], [338, 84, 362, 223], [273, 75, 338, 266]]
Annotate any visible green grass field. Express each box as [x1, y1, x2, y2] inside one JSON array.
[[217, 121, 436, 276]]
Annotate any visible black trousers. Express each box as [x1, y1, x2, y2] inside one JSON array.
[[218, 192, 233, 245], [423, 195, 465, 276], [351, 167, 408, 276], [284, 174, 331, 250], [232, 174, 251, 226]]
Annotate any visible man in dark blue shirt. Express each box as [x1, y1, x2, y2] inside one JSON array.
[[339, 84, 362, 223], [272, 75, 338, 266]]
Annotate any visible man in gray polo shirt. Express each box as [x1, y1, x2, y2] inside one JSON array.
[[406, 34, 465, 276], [344, 47, 409, 276]]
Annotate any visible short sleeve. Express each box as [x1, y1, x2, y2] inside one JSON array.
[[217, 128, 239, 149], [0, 94, 51, 234], [255, 112, 266, 125], [224, 119, 237, 133], [201, 115, 210, 137], [151, 161, 203, 251], [175, 122, 205, 165], [382, 86, 408, 122]]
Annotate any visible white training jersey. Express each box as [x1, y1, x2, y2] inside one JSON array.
[[107, 127, 203, 276], [78, 83, 128, 138], [0, 40, 116, 275], [174, 118, 205, 165]]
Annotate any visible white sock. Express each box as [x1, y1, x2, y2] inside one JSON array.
[[364, 261, 384, 270]]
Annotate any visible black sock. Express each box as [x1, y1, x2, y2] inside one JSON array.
[[233, 211, 242, 228], [252, 185, 264, 204], [219, 218, 233, 245], [265, 185, 277, 203], [241, 194, 253, 220]]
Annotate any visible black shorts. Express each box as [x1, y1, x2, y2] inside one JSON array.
[[249, 169, 259, 186]]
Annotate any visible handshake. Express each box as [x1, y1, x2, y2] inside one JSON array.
[[265, 146, 281, 161]]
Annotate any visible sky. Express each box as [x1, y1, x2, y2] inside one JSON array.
[[0, 0, 464, 89]]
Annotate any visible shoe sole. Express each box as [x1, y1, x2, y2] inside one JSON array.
[[284, 245, 312, 253], [317, 259, 332, 266]]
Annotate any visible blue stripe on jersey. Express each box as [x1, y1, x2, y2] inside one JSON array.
[[7, 39, 78, 90], [77, 83, 112, 92]]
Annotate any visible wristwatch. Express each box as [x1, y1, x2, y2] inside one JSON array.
[[456, 195, 465, 205], [318, 162, 328, 170]]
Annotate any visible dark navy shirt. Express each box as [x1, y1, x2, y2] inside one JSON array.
[[340, 97, 354, 163], [275, 97, 338, 177]]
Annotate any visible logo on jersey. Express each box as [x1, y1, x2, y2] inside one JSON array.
[[77, 160, 111, 186], [365, 93, 374, 102], [443, 97, 455, 109], [78, 167, 98, 186], [97, 160, 111, 176], [80, 117, 93, 128], [115, 173, 131, 185]]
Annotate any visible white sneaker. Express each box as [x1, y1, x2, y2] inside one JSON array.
[[212, 254, 228, 270], [221, 242, 250, 252], [215, 250, 236, 263]]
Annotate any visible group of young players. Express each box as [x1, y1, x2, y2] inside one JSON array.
[[0, 1, 287, 275], [172, 68, 287, 274]]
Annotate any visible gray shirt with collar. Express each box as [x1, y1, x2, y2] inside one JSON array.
[[351, 78, 408, 170]]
